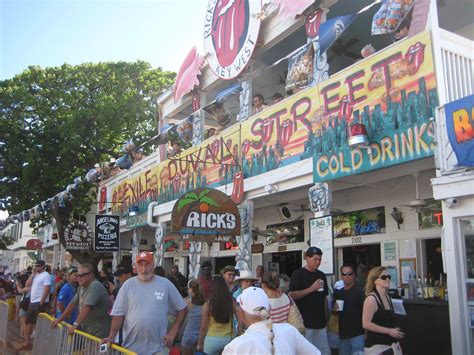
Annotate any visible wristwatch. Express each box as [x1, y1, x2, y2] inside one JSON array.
[[73, 322, 80, 328]]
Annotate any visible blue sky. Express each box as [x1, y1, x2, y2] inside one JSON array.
[[0, 0, 208, 80]]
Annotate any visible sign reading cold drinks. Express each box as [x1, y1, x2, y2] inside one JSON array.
[[171, 188, 241, 241]]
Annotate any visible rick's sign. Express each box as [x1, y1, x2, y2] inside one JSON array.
[[171, 188, 241, 241]]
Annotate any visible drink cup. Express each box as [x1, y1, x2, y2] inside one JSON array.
[[318, 280, 324, 292], [336, 300, 344, 311]]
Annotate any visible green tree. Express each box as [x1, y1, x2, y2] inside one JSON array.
[[0, 61, 175, 266]]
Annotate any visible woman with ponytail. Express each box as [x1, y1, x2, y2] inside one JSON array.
[[223, 287, 318, 355], [181, 279, 205, 355]]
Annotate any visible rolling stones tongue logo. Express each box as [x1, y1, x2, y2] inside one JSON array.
[[404, 42, 425, 74], [211, 0, 249, 67], [305, 9, 322, 38], [279, 120, 294, 146], [204, 0, 261, 79], [339, 96, 353, 120]]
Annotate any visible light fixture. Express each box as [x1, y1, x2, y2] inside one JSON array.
[[128, 205, 139, 216], [390, 207, 404, 229], [346, 123, 369, 148]]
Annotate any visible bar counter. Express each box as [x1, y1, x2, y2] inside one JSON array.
[[395, 299, 451, 354]]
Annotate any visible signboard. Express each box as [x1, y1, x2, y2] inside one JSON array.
[[94, 215, 120, 252], [171, 188, 241, 241], [309, 216, 334, 274], [312, 31, 438, 182], [333, 207, 386, 238], [26, 239, 43, 250], [64, 221, 93, 251], [203, 0, 261, 79], [445, 94, 474, 166]]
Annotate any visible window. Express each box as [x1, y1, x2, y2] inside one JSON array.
[[266, 220, 305, 246], [333, 207, 386, 238]]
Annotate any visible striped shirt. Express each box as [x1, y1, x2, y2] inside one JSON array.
[[269, 294, 291, 323]]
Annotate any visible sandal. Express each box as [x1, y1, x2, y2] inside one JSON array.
[[16, 343, 33, 352]]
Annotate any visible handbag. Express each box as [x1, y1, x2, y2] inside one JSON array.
[[19, 295, 30, 311], [287, 296, 306, 334]]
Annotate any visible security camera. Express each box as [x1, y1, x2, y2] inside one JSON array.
[[445, 198, 459, 208], [264, 184, 279, 194]]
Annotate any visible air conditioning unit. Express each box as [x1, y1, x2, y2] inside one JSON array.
[[276, 204, 304, 221]]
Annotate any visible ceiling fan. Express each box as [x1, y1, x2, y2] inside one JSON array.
[[400, 173, 429, 212]]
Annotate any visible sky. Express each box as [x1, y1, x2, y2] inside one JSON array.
[[0, 0, 209, 80]]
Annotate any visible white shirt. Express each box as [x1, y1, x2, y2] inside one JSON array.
[[223, 321, 319, 355], [30, 271, 51, 303]]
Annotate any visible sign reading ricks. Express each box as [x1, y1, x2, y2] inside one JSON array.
[[171, 188, 241, 241]]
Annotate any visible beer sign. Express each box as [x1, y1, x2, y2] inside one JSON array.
[[171, 188, 241, 241]]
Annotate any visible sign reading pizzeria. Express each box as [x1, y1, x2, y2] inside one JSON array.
[[64, 221, 93, 251], [203, 0, 261, 80], [94, 215, 120, 252], [171, 188, 241, 241]]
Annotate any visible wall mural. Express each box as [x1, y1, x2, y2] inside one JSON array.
[[109, 31, 437, 218]]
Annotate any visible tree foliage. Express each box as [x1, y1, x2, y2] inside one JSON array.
[[0, 61, 175, 264]]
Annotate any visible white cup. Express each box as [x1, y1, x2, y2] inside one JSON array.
[[318, 280, 324, 292], [336, 300, 344, 311]]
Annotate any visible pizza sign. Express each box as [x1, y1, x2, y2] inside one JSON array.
[[204, 0, 261, 80]]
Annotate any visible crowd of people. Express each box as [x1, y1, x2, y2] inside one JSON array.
[[3, 247, 405, 355]]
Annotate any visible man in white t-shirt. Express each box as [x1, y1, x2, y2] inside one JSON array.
[[101, 252, 187, 355], [223, 287, 319, 355], [22, 260, 51, 350]]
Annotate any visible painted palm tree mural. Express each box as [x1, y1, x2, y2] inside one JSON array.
[[177, 189, 220, 212]]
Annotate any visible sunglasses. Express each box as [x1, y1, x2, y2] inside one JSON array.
[[341, 272, 354, 276], [379, 275, 391, 280], [77, 272, 91, 278]]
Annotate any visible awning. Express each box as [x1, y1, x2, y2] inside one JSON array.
[[8, 235, 36, 251]]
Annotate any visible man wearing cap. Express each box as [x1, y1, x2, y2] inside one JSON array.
[[102, 251, 187, 355], [222, 287, 319, 355], [53, 263, 111, 338], [112, 265, 133, 299], [22, 260, 51, 350], [199, 260, 213, 300], [289, 247, 330, 355], [55, 267, 78, 325], [221, 265, 237, 292]]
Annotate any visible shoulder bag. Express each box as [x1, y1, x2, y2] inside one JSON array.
[[287, 295, 306, 334]]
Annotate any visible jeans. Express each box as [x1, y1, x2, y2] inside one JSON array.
[[204, 335, 232, 355], [339, 334, 365, 355], [305, 327, 330, 355]]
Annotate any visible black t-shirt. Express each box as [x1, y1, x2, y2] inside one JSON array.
[[289, 267, 328, 329], [334, 285, 365, 339]]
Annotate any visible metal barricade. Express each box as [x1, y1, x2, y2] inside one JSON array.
[[33, 313, 136, 355], [0, 301, 8, 350]]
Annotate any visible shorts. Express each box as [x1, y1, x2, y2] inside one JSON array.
[[19, 308, 28, 318], [25, 302, 48, 325], [181, 332, 198, 347]]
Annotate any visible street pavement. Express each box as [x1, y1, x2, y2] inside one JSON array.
[[2, 320, 32, 355]]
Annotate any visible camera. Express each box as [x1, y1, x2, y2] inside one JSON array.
[[445, 197, 459, 208], [99, 343, 108, 353]]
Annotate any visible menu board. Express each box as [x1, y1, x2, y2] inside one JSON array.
[[309, 216, 334, 274]]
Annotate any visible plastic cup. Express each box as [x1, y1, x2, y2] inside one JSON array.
[[336, 300, 344, 311], [318, 280, 324, 292]]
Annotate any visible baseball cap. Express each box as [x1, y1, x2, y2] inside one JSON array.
[[67, 267, 78, 275], [202, 261, 212, 268], [35, 260, 46, 267], [305, 246, 323, 257], [113, 265, 133, 277], [221, 265, 236, 275], [237, 287, 270, 315], [136, 251, 154, 264]]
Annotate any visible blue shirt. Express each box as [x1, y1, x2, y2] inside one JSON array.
[[56, 283, 77, 324]]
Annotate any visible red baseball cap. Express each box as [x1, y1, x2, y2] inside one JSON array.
[[136, 252, 154, 264]]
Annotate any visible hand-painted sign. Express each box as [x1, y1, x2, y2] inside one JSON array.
[[312, 31, 438, 182], [171, 188, 241, 241], [26, 239, 43, 250], [445, 94, 474, 166], [204, 0, 261, 79], [95, 215, 120, 252], [64, 221, 93, 251]]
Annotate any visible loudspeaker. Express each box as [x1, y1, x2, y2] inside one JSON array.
[[276, 204, 304, 221]]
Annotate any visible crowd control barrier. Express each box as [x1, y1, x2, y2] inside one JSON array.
[[0, 301, 8, 351], [33, 313, 136, 355]]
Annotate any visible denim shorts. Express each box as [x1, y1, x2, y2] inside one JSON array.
[[203, 335, 232, 355]]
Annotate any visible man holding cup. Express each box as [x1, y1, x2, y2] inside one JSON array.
[[333, 263, 365, 355], [289, 247, 330, 355]]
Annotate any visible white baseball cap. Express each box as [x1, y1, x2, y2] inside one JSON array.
[[237, 287, 270, 315]]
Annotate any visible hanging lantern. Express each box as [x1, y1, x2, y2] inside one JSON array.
[[346, 123, 369, 148]]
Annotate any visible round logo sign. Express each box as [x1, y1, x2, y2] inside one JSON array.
[[204, 0, 262, 80]]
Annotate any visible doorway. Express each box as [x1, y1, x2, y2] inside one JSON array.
[[270, 250, 302, 278], [341, 244, 381, 287]]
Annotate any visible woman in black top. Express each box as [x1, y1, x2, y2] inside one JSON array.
[[362, 266, 404, 355]]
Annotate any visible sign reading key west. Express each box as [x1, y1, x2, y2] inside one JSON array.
[[171, 188, 241, 241]]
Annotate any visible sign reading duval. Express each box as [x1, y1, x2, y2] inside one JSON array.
[[171, 188, 241, 241], [204, 0, 261, 80]]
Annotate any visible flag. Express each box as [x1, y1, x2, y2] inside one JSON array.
[[319, 14, 357, 54]]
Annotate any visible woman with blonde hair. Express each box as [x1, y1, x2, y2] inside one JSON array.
[[362, 266, 404, 355]]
